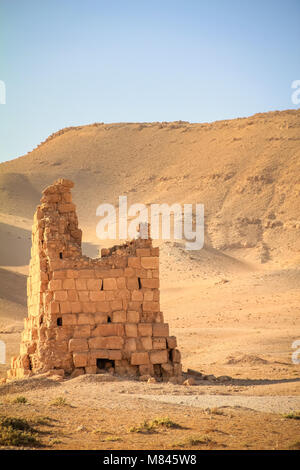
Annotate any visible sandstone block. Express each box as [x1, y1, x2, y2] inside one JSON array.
[[82, 302, 96, 313], [49, 279, 62, 290], [140, 336, 152, 350], [78, 270, 95, 279], [108, 350, 122, 360], [78, 313, 95, 325], [127, 310, 140, 323], [111, 300, 123, 311], [73, 325, 91, 338], [127, 277, 139, 290], [92, 324, 124, 337], [139, 364, 154, 376], [138, 323, 152, 336], [71, 368, 85, 378], [128, 257, 141, 268], [150, 350, 168, 364], [88, 336, 123, 350], [167, 336, 177, 349], [95, 301, 111, 312], [66, 269, 79, 279], [54, 291, 68, 302], [94, 313, 108, 324], [131, 352, 149, 365], [68, 290, 79, 301], [87, 279, 102, 290], [125, 324, 138, 337], [112, 310, 126, 322], [143, 291, 154, 301], [153, 337, 166, 349], [78, 291, 90, 302], [52, 271, 67, 280], [71, 301, 82, 313], [132, 290, 143, 301], [172, 349, 181, 363], [73, 352, 88, 367], [89, 291, 106, 301], [49, 302, 60, 314], [116, 289, 130, 300], [105, 291, 115, 301], [116, 277, 126, 289], [124, 338, 137, 352], [161, 363, 174, 378], [60, 301, 72, 314], [103, 278, 117, 290], [89, 349, 108, 365], [75, 279, 87, 290], [124, 267, 135, 277], [63, 279, 76, 290], [143, 301, 159, 312], [141, 257, 159, 269], [153, 323, 169, 337], [141, 278, 159, 289], [136, 248, 151, 256], [151, 247, 159, 256]]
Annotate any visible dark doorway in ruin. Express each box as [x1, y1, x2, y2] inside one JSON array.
[[59, 252, 63, 259], [57, 317, 62, 326], [96, 358, 115, 371], [153, 364, 162, 377]]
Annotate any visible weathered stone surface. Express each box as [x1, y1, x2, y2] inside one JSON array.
[[125, 324, 138, 337], [69, 338, 89, 352], [88, 336, 124, 350], [141, 257, 159, 269], [153, 323, 169, 337], [138, 323, 152, 336], [131, 352, 149, 365]]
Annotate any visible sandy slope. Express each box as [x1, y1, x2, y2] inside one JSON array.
[[0, 110, 299, 416]]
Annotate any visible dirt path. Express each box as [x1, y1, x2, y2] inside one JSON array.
[[134, 393, 300, 414]]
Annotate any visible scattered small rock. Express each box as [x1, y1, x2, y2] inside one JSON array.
[[217, 375, 232, 382], [139, 375, 151, 382], [76, 425, 86, 432], [203, 374, 217, 381], [147, 377, 157, 384], [183, 377, 196, 386]]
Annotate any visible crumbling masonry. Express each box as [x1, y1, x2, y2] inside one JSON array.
[[8, 179, 182, 381]]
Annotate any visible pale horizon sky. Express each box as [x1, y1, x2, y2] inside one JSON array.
[[0, 0, 299, 163]]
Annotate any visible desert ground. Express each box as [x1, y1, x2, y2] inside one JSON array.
[[0, 109, 299, 449]]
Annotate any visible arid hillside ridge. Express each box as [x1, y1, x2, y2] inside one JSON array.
[[0, 109, 299, 267]]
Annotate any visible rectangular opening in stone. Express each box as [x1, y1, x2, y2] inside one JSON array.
[[57, 317, 63, 326], [96, 358, 115, 371], [59, 252, 63, 259], [138, 277, 142, 289]]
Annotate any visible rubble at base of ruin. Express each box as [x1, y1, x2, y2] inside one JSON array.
[[7, 179, 182, 383]]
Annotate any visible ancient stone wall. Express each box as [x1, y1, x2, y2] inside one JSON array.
[[8, 179, 182, 381]]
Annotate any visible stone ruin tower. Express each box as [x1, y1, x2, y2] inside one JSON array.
[[8, 179, 182, 381]]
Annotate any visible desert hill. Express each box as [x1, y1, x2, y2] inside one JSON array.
[[0, 109, 299, 266]]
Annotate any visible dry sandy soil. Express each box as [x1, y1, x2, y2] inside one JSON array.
[[0, 109, 299, 449]]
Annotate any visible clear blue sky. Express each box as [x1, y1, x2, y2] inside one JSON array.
[[0, 0, 299, 163]]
